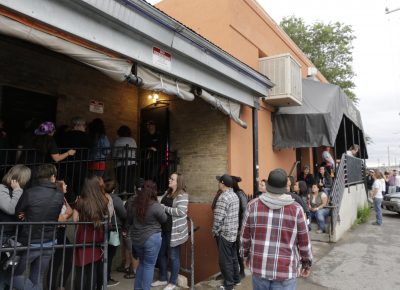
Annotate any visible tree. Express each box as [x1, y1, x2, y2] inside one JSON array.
[[280, 16, 357, 102]]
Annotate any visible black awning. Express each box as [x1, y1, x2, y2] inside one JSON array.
[[272, 79, 368, 157]]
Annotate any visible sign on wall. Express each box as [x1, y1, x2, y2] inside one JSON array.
[[152, 47, 172, 71], [89, 99, 104, 114]]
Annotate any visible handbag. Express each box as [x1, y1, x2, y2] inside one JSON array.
[[109, 208, 120, 247]]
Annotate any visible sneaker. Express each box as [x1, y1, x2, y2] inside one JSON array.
[[107, 278, 120, 287], [235, 281, 242, 286], [151, 280, 168, 287], [316, 229, 323, 234], [163, 284, 177, 290], [217, 286, 234, 290], [371, 222, 381, 226]]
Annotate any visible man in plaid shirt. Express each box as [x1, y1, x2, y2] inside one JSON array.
[[212, 174, 240, 290], [240, 169, 312, 290]]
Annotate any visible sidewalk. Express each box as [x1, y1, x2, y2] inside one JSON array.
[[111, 209, 400, 289]]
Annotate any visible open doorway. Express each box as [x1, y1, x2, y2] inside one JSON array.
[[0, 86, 58, 147], [140, 105, 170, 193]]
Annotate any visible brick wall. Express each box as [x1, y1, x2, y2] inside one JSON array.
[[0, 35, 138, 142], [138, 91, 229, 203]]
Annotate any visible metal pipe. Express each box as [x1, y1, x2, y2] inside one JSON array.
[[343, 118, 348, 153], [252, 107, 259, 194]]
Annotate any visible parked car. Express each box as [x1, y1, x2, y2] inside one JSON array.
[[382, 192, 400, 214]]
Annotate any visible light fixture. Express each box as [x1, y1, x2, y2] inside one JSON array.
[[148, 93, 159, 103]]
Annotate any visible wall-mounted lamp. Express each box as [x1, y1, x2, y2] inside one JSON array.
[[148, 93, 159, 103]]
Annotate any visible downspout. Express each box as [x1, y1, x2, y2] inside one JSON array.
[[252, 105, 259, 195]]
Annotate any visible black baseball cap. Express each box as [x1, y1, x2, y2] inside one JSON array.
[[266, 168, 288, 194], [216, 174, 233, 188]]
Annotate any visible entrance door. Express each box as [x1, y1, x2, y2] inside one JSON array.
[[0, 86, 58, 147], [140, 105, 170, 193]]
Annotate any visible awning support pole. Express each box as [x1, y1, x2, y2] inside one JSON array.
[[343, 117, 348, 152], [358, 129, 362, 159], [252, 107, 259, 195]]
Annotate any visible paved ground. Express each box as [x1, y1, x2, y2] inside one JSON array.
[[110, 209, 400, 290]]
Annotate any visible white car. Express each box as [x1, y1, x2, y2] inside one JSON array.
[[382, 192, 400, 214]]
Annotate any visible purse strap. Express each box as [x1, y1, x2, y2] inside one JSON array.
[[112, 207, 119, 235]]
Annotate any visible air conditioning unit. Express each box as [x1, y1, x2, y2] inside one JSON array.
[[259, 53, 302, 106]]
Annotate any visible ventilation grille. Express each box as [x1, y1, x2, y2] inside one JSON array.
[[259, 54, 302, 106]]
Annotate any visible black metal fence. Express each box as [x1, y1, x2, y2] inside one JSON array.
[[0, 146, 178, 198], [0, 220, 109, 290], [329, 154, 365, 234], [345, 155, 365, 186]]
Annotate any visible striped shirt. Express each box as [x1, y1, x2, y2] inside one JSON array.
[[240, 198, 312, 281], [163, 192, 189, 247], [212, 188, 239, 242]]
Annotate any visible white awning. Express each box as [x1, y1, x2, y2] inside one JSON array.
[[137, 66, 194, 101], [199, 90, 247, 128], [137, 66, 247, 128], [0, 14, 247, 128], [0, 15, 133, 82]]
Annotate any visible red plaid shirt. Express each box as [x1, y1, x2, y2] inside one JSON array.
[[240, 198, 312, 281]]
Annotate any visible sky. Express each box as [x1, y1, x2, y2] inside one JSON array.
[[148, 0, 400, 167]]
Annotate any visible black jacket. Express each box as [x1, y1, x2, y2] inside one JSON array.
[[315, 172, 333, 189], [15, 180, 63, 244]]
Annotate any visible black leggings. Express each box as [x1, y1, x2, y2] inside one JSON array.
[[74, 261, 103, 290]]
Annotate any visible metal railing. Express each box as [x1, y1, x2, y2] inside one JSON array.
[[329, 154, 365, 232], [0, 146, 178, 197], [180, 217, 199, 290], [0, 220, 109, 290]]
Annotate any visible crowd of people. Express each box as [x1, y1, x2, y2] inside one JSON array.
[[0, 118, 367, 290], [0, 163, 189, 290]]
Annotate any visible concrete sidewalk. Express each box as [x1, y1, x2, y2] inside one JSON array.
[[111, 209, 400, 290]]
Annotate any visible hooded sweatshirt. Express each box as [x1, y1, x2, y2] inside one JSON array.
[[259, 192, 294, 209]]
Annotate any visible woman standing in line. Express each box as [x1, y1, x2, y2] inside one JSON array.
[[371, 170, 384, 226], [73, 176, 109, 290], [152, 173, 189, 290], [0, 165, 31, 290], [88, 118, 110, 177], [33, 121, 76, 163], [126, 180, 167, 290]]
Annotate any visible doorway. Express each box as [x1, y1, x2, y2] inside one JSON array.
[[140, 105, 170, 193], [0, 86, 58, 147]]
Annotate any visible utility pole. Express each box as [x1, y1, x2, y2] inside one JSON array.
[[388, 146, 391, 167]]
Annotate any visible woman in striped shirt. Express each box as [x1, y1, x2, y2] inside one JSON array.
[[152, 173, 189, 290]]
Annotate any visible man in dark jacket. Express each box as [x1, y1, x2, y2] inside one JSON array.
[[13, 164, 64, 290]]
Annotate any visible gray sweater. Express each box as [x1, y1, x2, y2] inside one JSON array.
[[128, 202, 167, 246], [0, 184, 23, 215]]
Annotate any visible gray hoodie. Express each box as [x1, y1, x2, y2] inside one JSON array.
[[259, 192, 294, 209]]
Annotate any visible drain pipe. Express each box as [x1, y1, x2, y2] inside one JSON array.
[[252, 105, 259, 195]]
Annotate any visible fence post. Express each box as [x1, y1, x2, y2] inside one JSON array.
[[103, 217, 109, 290]]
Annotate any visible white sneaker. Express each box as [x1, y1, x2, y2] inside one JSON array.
[[163, 284, 176, 290], [151, 280, 168, 287]]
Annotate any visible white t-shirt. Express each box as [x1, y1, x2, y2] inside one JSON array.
[[395, 175, 400, 187], [372, 179, 384, 199], [113, 137, 137, 166]]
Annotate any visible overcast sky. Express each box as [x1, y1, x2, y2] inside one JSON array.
[[149, 0, 400, 167]]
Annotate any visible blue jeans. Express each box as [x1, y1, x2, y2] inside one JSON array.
[[373, 198, 383, 225], [158, 231, 181, 285], [310, 208, 330, 232], [133, 232, 162, 290], [13, 248, 53, 290], [252, 276, 297, 290]]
